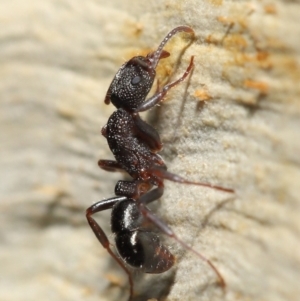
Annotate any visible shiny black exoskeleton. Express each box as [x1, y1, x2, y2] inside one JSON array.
[[86, 26, 233, 301], [112, 198, 174, 273]]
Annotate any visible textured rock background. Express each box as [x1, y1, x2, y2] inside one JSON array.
[[1, 1, 299, 301]]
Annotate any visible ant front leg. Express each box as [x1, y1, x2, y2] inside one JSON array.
[[135, 56, 194, 113], [86, 196, 134, 300]]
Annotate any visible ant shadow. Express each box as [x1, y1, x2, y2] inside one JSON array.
[[132, 269, 176, 301], [202, 195, 235, 228], [147, 58, 197, 167], [23, 195, 86, 229]]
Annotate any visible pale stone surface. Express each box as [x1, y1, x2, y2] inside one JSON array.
[[1, 1, 299, 301]]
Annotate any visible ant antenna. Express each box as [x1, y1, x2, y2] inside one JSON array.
[[147, 26, 195, 69]]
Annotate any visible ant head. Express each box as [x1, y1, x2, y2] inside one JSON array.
[[104, 26, 195, 112], [104, 56, 157, 111]]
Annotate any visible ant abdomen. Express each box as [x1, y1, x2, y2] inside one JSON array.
[[111, 199, 175, 273], [115, 231, 175, 273]]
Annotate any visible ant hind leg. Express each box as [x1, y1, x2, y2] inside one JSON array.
[[138, 185, 164, 205], [137, 202, 226, 290]]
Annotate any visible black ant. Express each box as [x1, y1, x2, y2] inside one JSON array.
[[86, 26, 234, 300]]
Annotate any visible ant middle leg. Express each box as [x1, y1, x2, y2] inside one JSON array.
[[86, 196, 134, 300], [149, 167, 234, 193]]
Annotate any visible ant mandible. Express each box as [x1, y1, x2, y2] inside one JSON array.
[[86, 26, 234, 300]]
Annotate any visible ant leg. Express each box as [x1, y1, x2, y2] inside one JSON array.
[[133, 114, 163, 152], [86, 196, 134, 300], [137, 202, 226, 289], [138, 185, 164, 205], [135, 56, 194, 113], [98, 160, 124, 172], [149, 167, 234, 193]]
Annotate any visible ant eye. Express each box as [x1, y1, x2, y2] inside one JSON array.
[[131, 76, 141, 85]]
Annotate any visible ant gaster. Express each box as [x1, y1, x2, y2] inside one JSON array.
[[86, 26, 234, 300]]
